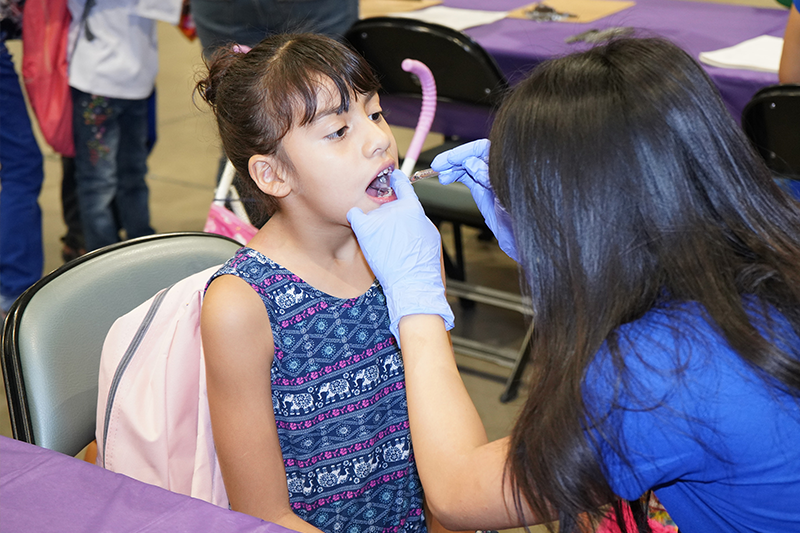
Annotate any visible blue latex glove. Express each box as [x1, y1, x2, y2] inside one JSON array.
[[347, 170, 455, 344], [431, 139, 518, 262]]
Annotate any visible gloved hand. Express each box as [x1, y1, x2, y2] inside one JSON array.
[[347, 170, 455, 344], [431, 139, 518, 262]]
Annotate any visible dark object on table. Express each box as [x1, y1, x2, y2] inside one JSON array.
[[566, 26, 636, 43], [525, 3, 577, 21]]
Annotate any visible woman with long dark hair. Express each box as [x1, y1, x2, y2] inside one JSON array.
[[347, 37, 800, 533]]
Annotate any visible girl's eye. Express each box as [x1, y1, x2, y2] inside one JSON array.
[[327, 126, 347, 140], [369, 111, 384, 122]]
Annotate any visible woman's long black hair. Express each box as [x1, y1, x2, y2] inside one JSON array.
[[489, 37, 800, 532]]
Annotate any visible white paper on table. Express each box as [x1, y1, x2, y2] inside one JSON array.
[[699, 35, 784, 73], [386, 6, 509, 31]]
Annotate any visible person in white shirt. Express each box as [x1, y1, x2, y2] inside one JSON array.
[[66, 0, 180, 251]]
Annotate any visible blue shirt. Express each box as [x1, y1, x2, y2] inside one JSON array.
[[585, 301, 800, 532]]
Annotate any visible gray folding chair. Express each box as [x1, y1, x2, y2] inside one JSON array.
[[1, 232, 241, 456]]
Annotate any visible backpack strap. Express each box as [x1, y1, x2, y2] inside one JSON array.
[[100, 283, 174, 467]]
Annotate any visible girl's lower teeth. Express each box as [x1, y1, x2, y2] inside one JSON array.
[[371, 172, 393, 198]]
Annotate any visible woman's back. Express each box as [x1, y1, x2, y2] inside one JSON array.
[[584, 299, 800, 532]]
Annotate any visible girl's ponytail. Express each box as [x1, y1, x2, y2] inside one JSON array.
[[195, 45, 243, 110]]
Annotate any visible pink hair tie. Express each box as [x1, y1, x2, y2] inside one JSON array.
[[232, 44, 252, 54]]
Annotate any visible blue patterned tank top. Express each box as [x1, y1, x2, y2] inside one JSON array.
[[209, 247, 426, 533]]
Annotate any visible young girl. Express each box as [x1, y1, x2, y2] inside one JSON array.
[[196, 34, 451, 533], [348, 37, 800, 533]]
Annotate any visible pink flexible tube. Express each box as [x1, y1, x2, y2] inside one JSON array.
[[399, 59, 437, 176]]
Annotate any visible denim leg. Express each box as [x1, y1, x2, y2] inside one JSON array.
[[73, 89, 154, 250], [191, 0, 358, 57], [0, 37, 44, 310], [60, 156, 85, 251], [191, 0, 271, 56], [73, 89, 124, 251], [275, 0, 358, 38], [114, 96, 153, 240]]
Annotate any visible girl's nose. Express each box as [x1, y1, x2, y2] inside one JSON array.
[[364, 119, 392, 157]]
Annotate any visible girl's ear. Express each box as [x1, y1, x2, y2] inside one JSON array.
[[248, 154, 291, 198]]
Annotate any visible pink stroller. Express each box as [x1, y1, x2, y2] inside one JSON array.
[[203, 161, 258, 244], [203, 59, 437, 244]]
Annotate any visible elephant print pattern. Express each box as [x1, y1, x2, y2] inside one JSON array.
[[208, 248, 426, 533]]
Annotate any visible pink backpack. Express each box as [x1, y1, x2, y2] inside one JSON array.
[[95, 265, 228, 507]]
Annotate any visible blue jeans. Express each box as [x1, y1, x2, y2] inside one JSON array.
[[190, 0, 358, 57], [72, 88, 154, 251], [0, 36, 44, 312]]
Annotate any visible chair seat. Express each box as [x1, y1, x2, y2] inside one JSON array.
[[2, 232, 241, 456]]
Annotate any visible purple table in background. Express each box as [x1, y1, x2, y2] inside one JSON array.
[[383, 0, 789, 136], [0, 436, 296, 533]]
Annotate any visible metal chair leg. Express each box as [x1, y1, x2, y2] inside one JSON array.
[[499, 321, 533, 403]]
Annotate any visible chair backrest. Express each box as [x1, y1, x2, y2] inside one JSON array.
[[741, 84, 800, 177], [1, 232, 241, 456], [345, 16, 508, 109]]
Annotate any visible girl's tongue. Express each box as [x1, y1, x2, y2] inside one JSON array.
[[367, 172, 393, 198]]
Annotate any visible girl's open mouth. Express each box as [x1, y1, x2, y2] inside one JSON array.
[[367, 167, 395, 200]]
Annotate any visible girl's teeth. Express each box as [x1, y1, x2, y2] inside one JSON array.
[[368, 167, 394, 198]]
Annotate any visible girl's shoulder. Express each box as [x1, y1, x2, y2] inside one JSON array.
[[212, 246, 282, 276], [206, 246, 296, 290]]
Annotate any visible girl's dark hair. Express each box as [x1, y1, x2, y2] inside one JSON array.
[[490, 37, 800, 532], [196, 33, 381, 227]]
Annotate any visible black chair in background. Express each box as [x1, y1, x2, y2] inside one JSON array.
[[346, 16, 509, 283], [346, 18, 531, 402], [742, 84, 800, 178]]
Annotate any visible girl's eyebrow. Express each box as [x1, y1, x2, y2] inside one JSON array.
[[310, 90, 379, 124], [312, 104, 343, 123]]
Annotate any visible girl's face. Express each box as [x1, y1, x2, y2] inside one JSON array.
[[279, 80, 399, 223]]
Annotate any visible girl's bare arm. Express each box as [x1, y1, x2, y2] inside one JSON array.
[[202, 275, 324, 533]]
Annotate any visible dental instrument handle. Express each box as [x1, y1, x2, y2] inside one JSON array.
[[410, 168, 439, 182], [400, 59, 437, 176]]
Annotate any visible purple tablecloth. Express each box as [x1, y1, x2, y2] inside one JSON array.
[[383, 0, 789, 135], [0, 436, 296, 533]]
